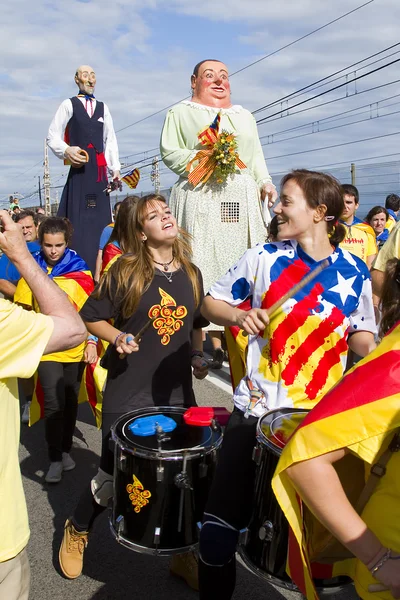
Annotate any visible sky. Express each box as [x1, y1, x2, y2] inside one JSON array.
[[1, 0, 400, 216]]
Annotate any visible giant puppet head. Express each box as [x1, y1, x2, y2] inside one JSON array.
[[74, 65, 96, 95], [191, 60, 232, 109]]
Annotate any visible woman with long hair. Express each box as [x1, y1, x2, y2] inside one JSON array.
[[14, 217, 96, 483], [274, 257, 400, 600], [58, 194, 208, 588], [198, 169, 377, 599]]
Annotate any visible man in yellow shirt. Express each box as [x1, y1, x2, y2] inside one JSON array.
[[339, 184, 377, 269], [0, 211, 86, 600]]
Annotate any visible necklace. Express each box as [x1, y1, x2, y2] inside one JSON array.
[[153, 257, 174, 272], [156, 268, 173, 284]]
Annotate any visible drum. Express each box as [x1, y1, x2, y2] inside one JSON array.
[[110, 406, 223, 556], [238, 407, 351, 594]]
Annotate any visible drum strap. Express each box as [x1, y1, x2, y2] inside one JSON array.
[[355, 430, 400, 515]]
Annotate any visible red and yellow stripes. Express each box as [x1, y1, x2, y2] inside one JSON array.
[[272, 322, 400, 599]]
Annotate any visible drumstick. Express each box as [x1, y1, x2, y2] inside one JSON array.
[[243, 259, 329, 336], [118, 318, 155, 359], [368, 584, 388, 593]]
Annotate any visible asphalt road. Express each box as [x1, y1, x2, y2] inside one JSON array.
[[19, 372, 357, 600]]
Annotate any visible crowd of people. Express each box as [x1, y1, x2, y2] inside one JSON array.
[[2, 58, 400, 600]]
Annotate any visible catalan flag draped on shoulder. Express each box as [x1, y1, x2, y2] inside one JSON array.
[[14, 248, 95, 425], [101, 241, 122, 275], [272, 321, 400, 600]]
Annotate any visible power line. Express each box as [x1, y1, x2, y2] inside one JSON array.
[[261, 93, 400, 139], [253, 41, 399, 116], [115, 0, 375, 134], [265, 131, 400, 160], [261, 107, 400, 147], [256, 57, 400, 125]]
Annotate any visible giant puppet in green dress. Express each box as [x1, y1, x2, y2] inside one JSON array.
[[160, 60, 277, 306]]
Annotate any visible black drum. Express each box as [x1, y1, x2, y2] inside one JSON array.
[[110, 406, 223, 556], [238, 407, 351, 594]]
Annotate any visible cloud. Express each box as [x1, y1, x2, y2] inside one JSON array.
[[1, 0, 399, 215]]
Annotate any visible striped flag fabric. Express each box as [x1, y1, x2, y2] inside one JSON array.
[[122, 168, 140, 189], [272, 321, 400, 599], [101, 241, 122, 275], [14, 248, 95, 425], [198, 112, 221, 146]]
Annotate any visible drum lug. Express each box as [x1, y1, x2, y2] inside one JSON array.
[[174, 472, 193, 490], [119, 455, 127, 472], [239, 528, 249, 546], [154, 526, 161, 545], [259, 520, 274, 542], [252, 446, 262, 465], [116, 515, 125, 537], [157, 464, 164, 482]]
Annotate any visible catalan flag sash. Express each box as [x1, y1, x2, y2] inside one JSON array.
[[101, 241, 122, 275], [186, 112, 246, 187], [122, 168, 140, 189], [272, 322, 400, 600], [14, 248, 95, 426], [78, 339, 108, 429]]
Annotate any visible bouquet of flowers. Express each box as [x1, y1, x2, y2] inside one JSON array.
[[186, 112, 246, 187]]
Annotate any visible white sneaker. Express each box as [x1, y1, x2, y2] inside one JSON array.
[[62, 453, 76, 472], [21, 402, 31, 424], [45, 461, 63, 483]]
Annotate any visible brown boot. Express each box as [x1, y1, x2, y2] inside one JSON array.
[[170, 551, 199, 591], [59, 518, 88, 579]]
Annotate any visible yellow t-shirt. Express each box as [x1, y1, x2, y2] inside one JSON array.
[[373, 220, 400, 272], [0, 300, 53, 562], [339, 223, 377, 265]]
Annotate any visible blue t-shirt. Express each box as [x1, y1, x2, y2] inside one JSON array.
[[0, 241, 41, 283], [99, 225, 114, 250]]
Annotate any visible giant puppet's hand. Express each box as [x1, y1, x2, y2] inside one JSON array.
[[261, 182, 278, 208], [64, 146, 88, 168]]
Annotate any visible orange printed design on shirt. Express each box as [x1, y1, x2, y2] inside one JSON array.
[[148, 288, 188, 346], [126, 474, 152, 513]]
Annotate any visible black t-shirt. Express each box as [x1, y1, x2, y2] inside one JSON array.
[[80, 268, 209, 414]]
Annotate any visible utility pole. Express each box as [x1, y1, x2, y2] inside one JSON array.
[[54, 189, 59, 216], [150, 156, 160, 193], [38, 176, 42, 208], [351, 162, 356, 186], [43, 139, 51, 216]]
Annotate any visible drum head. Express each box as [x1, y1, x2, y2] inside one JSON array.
[[112, 406, 220, 456], [257, 408, 309, 456]]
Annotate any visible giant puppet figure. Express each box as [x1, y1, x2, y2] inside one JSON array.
[[47, 65, 121, 273], [160, 59, 277, 364]]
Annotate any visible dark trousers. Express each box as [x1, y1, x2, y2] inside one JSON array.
[[73, 413, 123, 531], [199, 408, 258, 600], [37, 361, 83, 462]]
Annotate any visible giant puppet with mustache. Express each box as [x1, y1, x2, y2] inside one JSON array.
[[160, 59, 277, 366], [47, 65, 121, 274]]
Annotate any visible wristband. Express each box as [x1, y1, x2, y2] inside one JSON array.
[[191, 350, 204, 360], [87, 335, 98, 342], [86, 340, 97, 346], [114, 331, 127, 346]]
